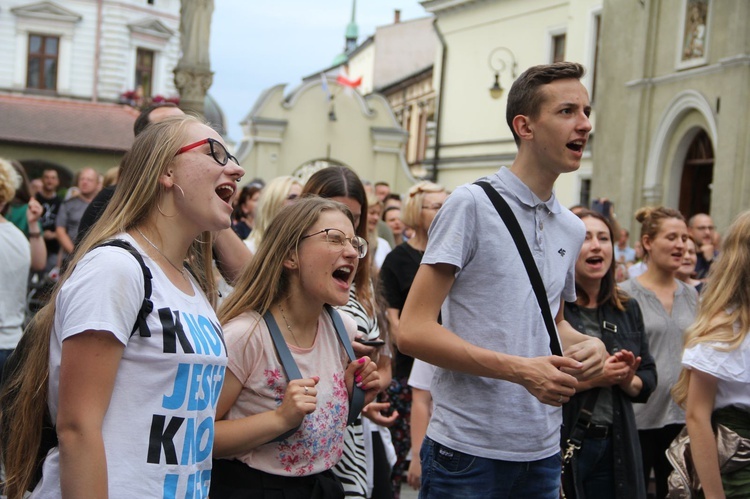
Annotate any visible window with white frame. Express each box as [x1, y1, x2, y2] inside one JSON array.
[[135, 48, 155, 98], [27, 34, 59, 91], [552, 33, 566, 63]]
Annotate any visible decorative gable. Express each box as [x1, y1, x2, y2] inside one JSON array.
[[11, 1, 82, 23], [128, 18, 174, 41]]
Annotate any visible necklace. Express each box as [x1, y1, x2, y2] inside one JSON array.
[[278, 303, 302, 347], [135, 227, 188, 279]]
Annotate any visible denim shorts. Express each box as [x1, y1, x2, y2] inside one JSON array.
[[419, 436, 561, 499]]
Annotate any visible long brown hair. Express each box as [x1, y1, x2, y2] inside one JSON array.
[[574, 209, 628, 311], [0, 115, 218, 498], [672, 210, 750, 408]]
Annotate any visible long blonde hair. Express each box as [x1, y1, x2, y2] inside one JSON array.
[[247, 175, 302, 250], [218, 197, 354, 324], [672, 210, 750, 408], [0, 115, 218, 498]]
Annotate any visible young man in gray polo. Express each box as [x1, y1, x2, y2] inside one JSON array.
[[399, 62, 607, 498]]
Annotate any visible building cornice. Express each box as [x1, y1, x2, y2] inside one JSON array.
[[625, 55, 750, 89], [11, 1, 82, 23], [419, 0, 487, 15]]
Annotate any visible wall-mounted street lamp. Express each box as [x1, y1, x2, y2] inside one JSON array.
[[488, 47, 518, 100]]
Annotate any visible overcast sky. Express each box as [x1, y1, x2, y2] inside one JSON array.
[[209, 0, 430, 142]]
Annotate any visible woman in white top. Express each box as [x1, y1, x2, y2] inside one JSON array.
[[0, 158, 45, 377], [0, 115, 244, 498], [673, 210, 750, 498]]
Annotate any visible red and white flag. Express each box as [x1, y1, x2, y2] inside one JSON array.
[[336, 66, 361, 95]]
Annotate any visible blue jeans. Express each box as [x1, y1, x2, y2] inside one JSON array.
[[419, 436, 561, 499], [574, 436, 614, 498]]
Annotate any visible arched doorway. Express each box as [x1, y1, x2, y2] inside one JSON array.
[[678, 130, 713, 218]]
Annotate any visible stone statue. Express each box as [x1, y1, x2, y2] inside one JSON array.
[[179, 0, 213, 69]]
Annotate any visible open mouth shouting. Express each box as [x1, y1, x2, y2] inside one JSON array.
[[566, 139, 586, 154], [585, 255, 605, 270], [215, 183, 236, 206], [332, 265, 355, 289]]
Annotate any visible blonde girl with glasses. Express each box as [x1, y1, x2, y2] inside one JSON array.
[[211, 197, 380, 499], [0, 115, 244, 498]]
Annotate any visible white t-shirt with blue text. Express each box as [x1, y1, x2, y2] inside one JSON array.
[[33, 234, 226, 499]]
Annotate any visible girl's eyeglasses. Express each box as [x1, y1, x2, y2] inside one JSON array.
[[301, 228, 368, 259], [176, 138, 239, 166]]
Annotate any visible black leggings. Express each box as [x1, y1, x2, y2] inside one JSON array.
[[638, 424, 683, 499]]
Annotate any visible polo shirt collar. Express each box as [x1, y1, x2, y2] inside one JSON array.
[[496, 167, 562, 214]]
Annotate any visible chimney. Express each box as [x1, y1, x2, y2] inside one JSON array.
[[394, 9, 401, 24]]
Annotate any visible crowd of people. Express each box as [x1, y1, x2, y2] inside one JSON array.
[[0, 61, 748, 499]]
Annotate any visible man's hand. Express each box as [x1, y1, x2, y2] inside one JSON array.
[[699, 242, 715, 262], [562, 337, 607, 380], [515, 356, 581, 406]]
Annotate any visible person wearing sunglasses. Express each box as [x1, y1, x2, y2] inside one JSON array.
[[0, 115, 244, 497], [211, 197, 380, 499]]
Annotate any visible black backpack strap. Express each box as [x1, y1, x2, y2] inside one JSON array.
[[474, 181, 563, 356], [325, 304, 366, 426], [95, 239, 153, 338]]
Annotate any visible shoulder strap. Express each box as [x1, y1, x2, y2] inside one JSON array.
[[263, 306, 365, 443], [325, 304, 366, 426], [474, 181, 562, 356], [263, 310, 302, 442], [95, 239, 153, 338]]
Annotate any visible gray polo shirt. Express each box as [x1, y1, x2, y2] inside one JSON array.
[[422, 167, 585, 461]]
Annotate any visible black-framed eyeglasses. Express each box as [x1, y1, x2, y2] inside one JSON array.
[[176, 138, 239, 166], [301, 228, 368, 259]]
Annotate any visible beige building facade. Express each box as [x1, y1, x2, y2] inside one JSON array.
[[234, 77, 413, 192], [421, 0, 603, 207], [593, 0, 750, 232]]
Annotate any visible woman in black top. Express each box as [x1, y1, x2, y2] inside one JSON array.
[[379, 181, 446, 498], [562, 209, 657, 499]]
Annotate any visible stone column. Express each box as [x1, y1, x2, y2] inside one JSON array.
[[174, 0, 214, 117]]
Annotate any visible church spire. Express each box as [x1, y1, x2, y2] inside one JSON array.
[[344, 0, 358, 54]]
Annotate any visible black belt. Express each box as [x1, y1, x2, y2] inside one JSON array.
[[585, 424, 612, 439]]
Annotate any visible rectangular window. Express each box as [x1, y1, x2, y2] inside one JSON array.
[[552, 34, 566, 63], [135, 48, 155, 99], [592, 14, 602, 100], [27, 34, 59, 90], [579, 178, 592, 207]]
